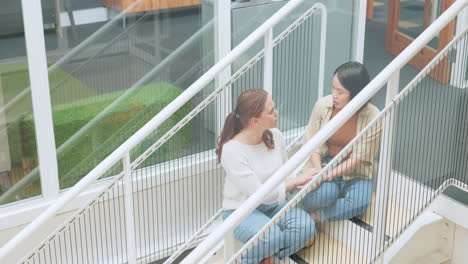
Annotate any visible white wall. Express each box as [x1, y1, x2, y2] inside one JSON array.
[[452, 224, 468, 264]]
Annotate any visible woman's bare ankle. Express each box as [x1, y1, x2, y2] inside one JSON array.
[[259, 256, 274, 264], [310, 211, 318, 221]]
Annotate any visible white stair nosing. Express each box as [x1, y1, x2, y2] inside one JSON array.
[[378, 210, 444, 263]]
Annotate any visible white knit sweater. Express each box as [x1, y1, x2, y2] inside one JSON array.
[[221, 128, 290, 210]]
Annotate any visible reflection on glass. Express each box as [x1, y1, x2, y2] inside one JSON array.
[[231, 0, 356, 133], [0, 14, 42, 204], [397, 0, 439, 49], [38, 1, 212, 188], [397, 0, 426, 39]]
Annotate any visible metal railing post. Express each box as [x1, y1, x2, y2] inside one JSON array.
[[123, 153, 137, 264], [451, 5, 468, 88], [21, 0, 60, 200], [215, 0, 232, 136], [372, 70, 400, 262], [216, 1, 233, 259], [264, 29, 273, 95], [317, 6, 327, 99], [386, 70, 400, 104]]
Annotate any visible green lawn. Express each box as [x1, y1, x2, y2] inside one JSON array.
[[1, 63, 191, 195]]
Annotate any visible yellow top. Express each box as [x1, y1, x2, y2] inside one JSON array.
[[303, 95, 382, 180]]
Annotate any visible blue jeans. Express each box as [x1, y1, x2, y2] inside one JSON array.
[[301, 157, 373, 221], [223, 202, 315, 264]]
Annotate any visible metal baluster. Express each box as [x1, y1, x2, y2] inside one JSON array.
[[124, 153, 137, 264], [373, 71, 400, 262], [264, 29, 273, 95]]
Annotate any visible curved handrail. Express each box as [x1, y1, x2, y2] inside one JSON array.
[[181, 1, 468, 262], [0, 0, 326, 260]]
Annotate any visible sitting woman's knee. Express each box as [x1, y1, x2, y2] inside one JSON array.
[[303, 216, 316, 241], [301, 181, 339, 211], [344, 196, 371, 216], [292, 208, 316, 241]]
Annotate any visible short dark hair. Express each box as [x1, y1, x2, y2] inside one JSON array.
[[334, 62, 370, 100]]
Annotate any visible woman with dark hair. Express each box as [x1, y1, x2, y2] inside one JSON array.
[[301, 61, 381, 222], [217, 89, 316, 264]]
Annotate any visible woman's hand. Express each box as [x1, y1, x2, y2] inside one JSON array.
[[326, 158, 362, 181], [323, 173, 334, 182], [296, 167, 321, 189]]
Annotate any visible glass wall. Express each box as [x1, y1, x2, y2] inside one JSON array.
[[0, 2, 42, 205], [40, 0, 213, 190], [0, 0, 215, 204], [0, 0, 363, 205]]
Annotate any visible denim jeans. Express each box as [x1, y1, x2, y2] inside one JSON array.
[[223, 202, 315, 264], [301, 156, 373, 221]]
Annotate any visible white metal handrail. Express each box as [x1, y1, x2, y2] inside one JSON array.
[[0, 0, 327, 262], [182, 1, 468, 263]]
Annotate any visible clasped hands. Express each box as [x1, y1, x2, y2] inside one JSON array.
[[295, 167, 321, 189]]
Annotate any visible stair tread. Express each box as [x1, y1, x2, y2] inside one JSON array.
[[297, 232, 368, 263], [357, 193, 414, 237]]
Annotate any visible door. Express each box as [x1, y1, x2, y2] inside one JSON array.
[[386, 0, 456, 83]]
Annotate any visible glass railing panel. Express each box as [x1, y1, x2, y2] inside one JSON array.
[[273, 8, 320, 137], [392, 60, 467, 189], [36, 1, 213, 190]]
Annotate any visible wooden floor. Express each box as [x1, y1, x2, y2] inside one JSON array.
[[204, 193, 415, 264], [358, 193, 414, 237], [205, 231, 367, 264], [297, 232, 368, 264]]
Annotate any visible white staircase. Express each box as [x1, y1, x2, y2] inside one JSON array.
[[0, 1, 467, 264]]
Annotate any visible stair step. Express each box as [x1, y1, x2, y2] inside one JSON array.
[[393, 251, 451, 264], [297, 232, 368, 264], [204, 233, 364, 264], [203, 196, 413, 264], [357, 193, 414, 237]]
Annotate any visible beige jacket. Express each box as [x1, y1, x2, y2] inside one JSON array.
[[303, 95, 382, 180]]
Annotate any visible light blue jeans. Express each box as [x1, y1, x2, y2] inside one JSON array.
[[223, 201, 315, 264], [301, 157, 373, 221]]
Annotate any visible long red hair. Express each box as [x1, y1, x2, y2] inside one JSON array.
[[215, 89, 274, 163]]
